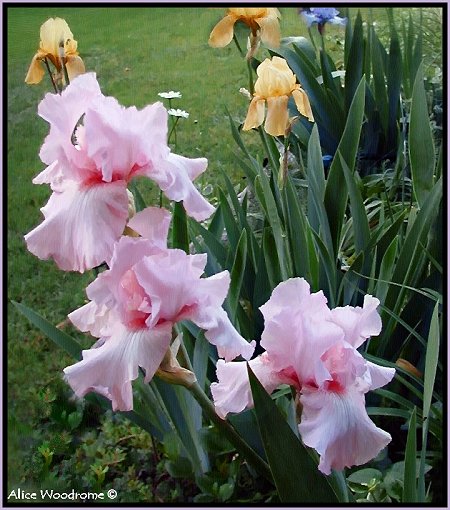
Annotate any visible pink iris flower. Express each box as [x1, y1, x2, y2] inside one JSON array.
[[63, 207, 255, 411], [25, 72, 214, 272], [211, 278, 395, 475]]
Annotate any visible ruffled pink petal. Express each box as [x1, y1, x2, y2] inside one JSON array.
[[299, 385, 392, 475], [196, 307, 255, 361], [330, 295, 382, 348], [150, 153, 215, 221], [83, 98, 168, 182], [186, 270, 256, 361], [260, 277, 318, 322], [38, 73, 102, 176], [127, 206, 171, 247], [68, 301, 115, 338], [64, 322, 172, 411], [24, 180, 129, 272], [318, 342, 367, 389], [176, 153, 210, 181], [363, 361, 396, 391], [260, 278, 343, 382], [180, 270, 255, 361], [38, 72, 101, 137], [194, 270, 231, 312], [85, 235, 165, 313], [133, 250, 207, 327], [32, 160, 65, 192], [211, 353, 282, 418]]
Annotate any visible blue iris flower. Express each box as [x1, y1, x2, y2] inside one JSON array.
[[322, 154, 333, 170], [301, 8, 347, 28]]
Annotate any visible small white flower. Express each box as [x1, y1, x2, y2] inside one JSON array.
[[168, 108, 189, 118], [158, 91, 182, 99]]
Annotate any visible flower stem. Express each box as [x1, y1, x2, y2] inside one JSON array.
[[58, 43, 70, 88], [177, 337, 194, 372], [176, 331, 272, 482], [233, 34, 245, 58], [278, 137, 290, 190], [43, 58, 58, 94], [62, 61, 70, 87], [168, 117, 180, 145], [258, 127, 279, 174], [167, 98, 179, 147], [246, 59, 255, 96], [320, 32, 326, 52], [308, 26, 318, 53], [61, 59, 70, 87], [188, 380, 273, 482]]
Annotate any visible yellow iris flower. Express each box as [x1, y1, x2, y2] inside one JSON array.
[[25, 18, 85, 85], [243, 56, 314, 136], [209, 8, 281, 49]]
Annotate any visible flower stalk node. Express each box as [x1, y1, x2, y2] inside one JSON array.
[[156, 335, 197, 388]]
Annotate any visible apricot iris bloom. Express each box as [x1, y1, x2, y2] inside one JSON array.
[[25, 18, 85, 84], [209, 8, 281, 48], [243, 56, 314, 136]]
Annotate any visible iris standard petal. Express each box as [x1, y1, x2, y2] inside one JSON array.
[[330, 295, 382, 349], [40, 18, 73, 57], [257, 11, 281, 47], [255, 57, 296, 97], [38, 72, 102, 171], [133, 250, 207, 327], [259, 277, 317, 322], [83, 97, 167, 183], [260, 278, 342, 380], [85, 235, 167, 316], [151, 153, 214, 221]]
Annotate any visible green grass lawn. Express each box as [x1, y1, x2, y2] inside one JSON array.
[[7, 5, 442, 499]]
